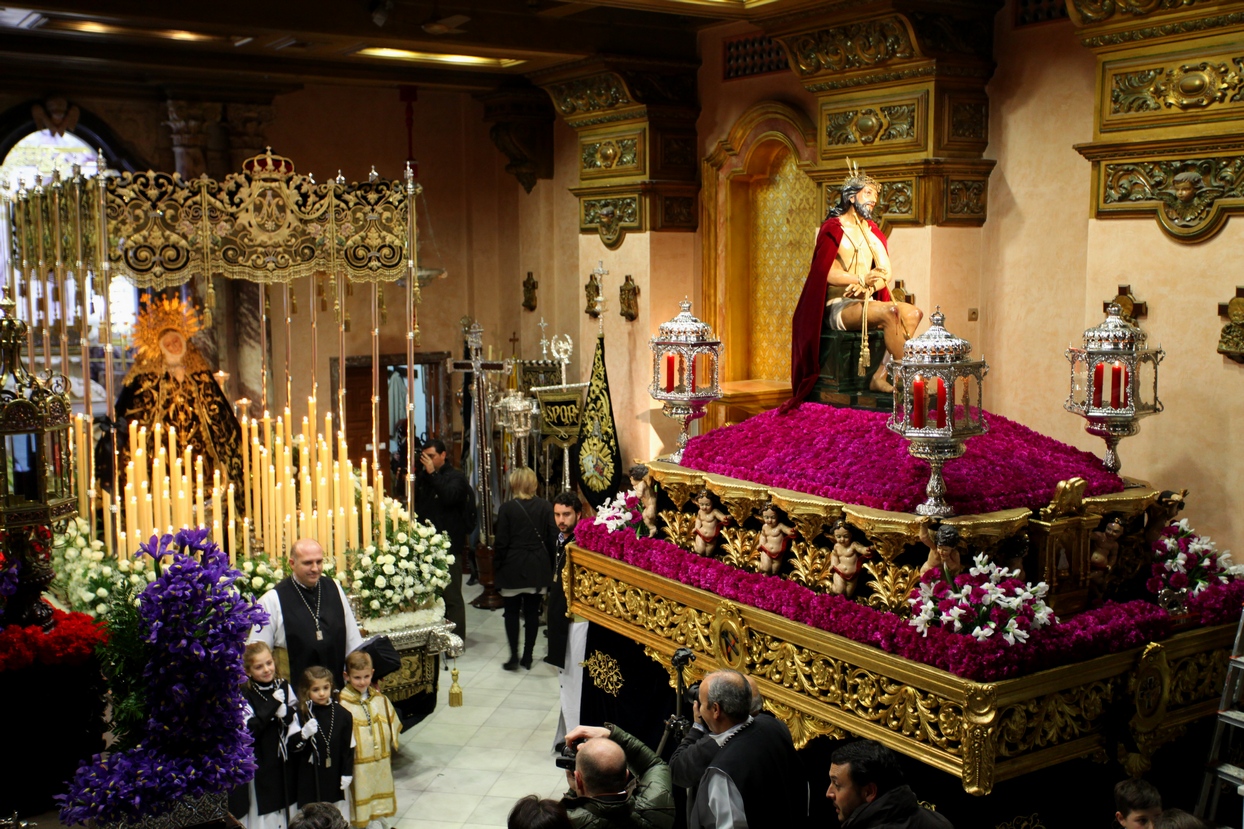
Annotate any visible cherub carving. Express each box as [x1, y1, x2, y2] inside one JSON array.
[[1154, 170, 1222, 227], [692, 489, 730, 556], [32, 97, 79, 137], [628, 464, 658, 538], [754, 503, 795, 576], [918, 519, 962, 580], [828, 519, 870, 598], [1089, 513, 1126, 601]]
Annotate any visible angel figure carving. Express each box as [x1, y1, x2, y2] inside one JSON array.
[[1154, 170, 1222, 227]]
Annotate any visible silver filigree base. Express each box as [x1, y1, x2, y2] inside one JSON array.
[[94, 792, 227, 829], [908, 438, 967, 517], [1085, 419, 1139, 474], [660, 400, 709, 464]]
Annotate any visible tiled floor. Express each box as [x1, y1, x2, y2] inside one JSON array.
[[389, 599, 570, 829], [31, 598, 568, 829]]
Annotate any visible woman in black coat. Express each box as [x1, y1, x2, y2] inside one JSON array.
[[493, 466, 558, 670]]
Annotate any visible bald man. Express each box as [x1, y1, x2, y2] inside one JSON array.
[[686, 670, 805, 829], [249, 537, 363, 688], [559, 723, 674, 829]]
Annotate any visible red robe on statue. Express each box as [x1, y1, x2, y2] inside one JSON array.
[[782, 216, 891, 412]]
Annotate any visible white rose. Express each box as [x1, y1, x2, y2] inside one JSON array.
[[370, 599, 381, 610], [96, 587, 108, 598], [400, 546, 410, 557], [251, 576, 264, 588], [361, 589, 371, 597], [405, 588, 415, 598], [80, 590, 94, 603], [118, 559, 131, 572], [384, 589, 394, 598], [353, 570, 365, 581], [375, 576, 387, 589], [130, 574, 142, 586], [66, 548, 79, 559], [361, 556, 373, 568], [383, 564, 396, 576], [96, 603, 108, 615], [396, 532, 408, 544], [102, 566, 113, 578], [145, 571, 156, 582]]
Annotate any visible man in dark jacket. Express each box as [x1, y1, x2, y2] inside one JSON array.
[[415, 438, 471, 640], [687, 670, 806, 829], [827, 740, 953, 829], [545, 490, 582, 669], [560, 723, 675, 829]]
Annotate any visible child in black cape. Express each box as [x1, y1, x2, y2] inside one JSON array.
[[229, 642, 298, 829], [290, 665, 355, 818]]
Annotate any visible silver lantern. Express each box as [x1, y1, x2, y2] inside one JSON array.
[[648, 300, 723, 463], [1064, 303, 1163, 473], [887, 307, 989, 517]]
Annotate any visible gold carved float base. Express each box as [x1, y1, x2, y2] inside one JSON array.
[[565, 544, 1230, 795]]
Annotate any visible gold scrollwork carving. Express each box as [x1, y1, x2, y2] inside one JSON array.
[[1112, 59, 1244, 115], [746, 631, 967, 756], [781, 17, 915, 77], [947, 180, 988, 217], [582, 650, 625, 697], [720, 526, 759, 571], [659, 508, 696, 549], [863, 561, 921, 615], [1100, 154, 1244, 241], [766, 700, 847, 749], [996, 679, 1115, 758], [1073, 0, 1212, 25], [549, 73, 632, 117], [581, 195, 640, 250]]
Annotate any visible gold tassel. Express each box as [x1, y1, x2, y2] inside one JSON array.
[[448, 668, 463, 707]]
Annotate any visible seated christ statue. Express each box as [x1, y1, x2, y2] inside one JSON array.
[[786, 163, 922, 408]]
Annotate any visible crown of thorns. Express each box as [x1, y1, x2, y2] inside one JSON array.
[[843, 157, 880, 191]]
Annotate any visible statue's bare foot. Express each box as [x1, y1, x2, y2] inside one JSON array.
[[869, 370, 894, 393]]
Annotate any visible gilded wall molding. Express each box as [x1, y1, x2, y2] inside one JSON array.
[[1077, 139, 1244, 241], [1071, 0, 1214, 25], [815, 159, 997, 231], [572, 182, 698, 249]]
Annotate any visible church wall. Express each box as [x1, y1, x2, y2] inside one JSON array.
[[981, 7, 1244, 548]]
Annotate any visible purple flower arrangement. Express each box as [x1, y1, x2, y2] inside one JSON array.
[[678, 403, 1123, 514], [908, 557, 1056, 645], [57, 529, 269, 825], [1146, 519, 1243, 597], [575, 520, 1187, 682]]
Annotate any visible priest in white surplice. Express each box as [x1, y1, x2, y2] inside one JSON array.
[[249, 538, 363, 689]]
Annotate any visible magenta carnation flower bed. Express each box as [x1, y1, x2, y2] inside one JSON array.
[[572, 521, 1214, 682], [679, 403, 1124, 513]]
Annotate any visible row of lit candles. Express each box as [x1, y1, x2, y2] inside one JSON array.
[[68, 398, 400, 568]]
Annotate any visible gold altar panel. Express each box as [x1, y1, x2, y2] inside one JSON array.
[[749, 149, 818, 380], [565, 543, 1233, 794]]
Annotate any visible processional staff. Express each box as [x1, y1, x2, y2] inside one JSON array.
[[448, 322, 508, 545]]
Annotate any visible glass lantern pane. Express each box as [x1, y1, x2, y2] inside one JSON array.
[[5, 432, 39, 504], [1070, 355, 1088, 408], [1136, 357, 1157, 411], [961, 374, 979, 425], [50, 429, 71, 498]]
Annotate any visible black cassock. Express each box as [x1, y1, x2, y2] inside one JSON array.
[[275, 577, 349, 689], [228, 679, 297, 819], [289, 701, 354, 807]]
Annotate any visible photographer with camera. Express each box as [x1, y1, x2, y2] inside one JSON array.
[[684, 670, 806, 829], [557, 723, 675, 829]]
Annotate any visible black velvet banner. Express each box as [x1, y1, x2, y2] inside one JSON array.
[[577, 623, 677, 751]]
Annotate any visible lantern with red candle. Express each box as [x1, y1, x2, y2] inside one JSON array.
[[1064, 303, 1164, 473], [887, 307, 989, 516], [648, 300, 723, 463]]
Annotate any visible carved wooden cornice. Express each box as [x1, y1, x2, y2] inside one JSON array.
[[810, 157, 997, 231], [531, 56, 701, 248], [569, 181, 698, 250], [531, 55, 699, 130], [477, 87, 555, 194], [1066, 0, 1242, 49], [1069, 0, 1244, 241], [762, 3, 1000, 94]]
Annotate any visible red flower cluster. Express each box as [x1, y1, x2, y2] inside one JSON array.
[[576, 520, 1177, 681], [679, 403, 1123, 514], [0, 607, 107, 673]]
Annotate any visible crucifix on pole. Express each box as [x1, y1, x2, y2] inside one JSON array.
[[449, 322, 508, 609]]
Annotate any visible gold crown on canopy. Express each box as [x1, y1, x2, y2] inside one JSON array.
[[126, 294, 209, 381], [242, 147, 296, 180], [843, 157, 880, 191]]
